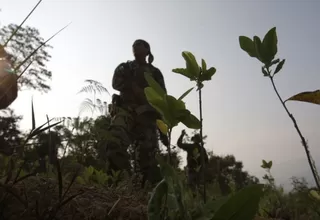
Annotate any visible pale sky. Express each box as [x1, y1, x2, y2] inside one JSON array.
[[1, 0, 320, 187]]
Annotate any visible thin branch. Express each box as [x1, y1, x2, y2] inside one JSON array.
[[268, 73, 320, 190]]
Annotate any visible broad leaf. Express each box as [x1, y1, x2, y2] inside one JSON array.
[[310, 190, 320, 201], [194, 197, 229, 220], [212, 184, 264, 220], [253, 36, 265, 63], [156, 155, 176, 188], [156, 119, 168, 135], [285, 90, 320, 105], [274, 59, 285, 75], [178, 87, 194, 100], [182, 51, 200, 79], [200, 67, 216, 82], [201, 59, 207, 72], [261, 160, 267, 169], [262, 27, 278, 63], [144, 87, 168, 117], [261, 160, 272, 169], [144, 72, 166, 98], [177, 109, 201, 129], [156, 155, 190, 219], [172, 68, 192, 79], [239, 36, 257, 58], [148, 179, 168, 220], [167, 95, 186, 112]]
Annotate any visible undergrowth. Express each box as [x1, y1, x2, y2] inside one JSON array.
[[1, 1, 320, 220]]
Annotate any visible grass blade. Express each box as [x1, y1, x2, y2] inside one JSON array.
[[4, 0, 43, 47], [31, 97, 36, 130], [15, 22, 72, 74]]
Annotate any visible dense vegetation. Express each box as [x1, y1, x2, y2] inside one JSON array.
[[1, 1, 320, 219]]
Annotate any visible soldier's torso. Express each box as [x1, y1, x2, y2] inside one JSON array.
[[187, 145, 208, 171], [120, 61, 158, 106]]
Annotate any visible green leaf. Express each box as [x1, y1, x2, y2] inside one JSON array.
[[239, 36, 257, 58], [144, 87, 163, 102], [310, 190, 320, 201], [156, 119, 168, 135], [261, 160, 267, 168], [179, 111, 201, 129], [172, 68, 192, 79], [156, 155, 190, 219], [167, 95, 186, 112], [270, 58, 280, 66], [182, 51, 200, 79], [201, 59, 207, 72], [200, 67, 216, 82], [274, 59, 285, 75], [144, 72, 166, 98], [262, 27, 278, 63], [148, 179, 168, 220], [156, 155, 176, 188], [212, 184, 264, 220], [76, 176, 85, 184], [83, 166, 94, 182], [285, 90, 320, 105], [178, 87, 194, 100], [194, 197, 229, 220], [253, 36, 265, 63], [144, 87, 169, 117], [261, 160, 272, 169]]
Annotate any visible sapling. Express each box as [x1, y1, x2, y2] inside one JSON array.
[[239, 27, 320, 190], [173, 51, 216, 203]]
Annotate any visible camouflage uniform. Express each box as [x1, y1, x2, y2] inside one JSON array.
[[177, 133, 209, 190], [105, 60, 166, 185]]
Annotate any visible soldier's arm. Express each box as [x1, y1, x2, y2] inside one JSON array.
[[153, 68, 167, 94], [177, 132, 193, 151], [112, 63, 132, 91]]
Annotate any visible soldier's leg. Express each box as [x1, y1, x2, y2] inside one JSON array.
[[134, 115, 162, 187], [187, 170, 197, 190], [104, 109, 134, 175]]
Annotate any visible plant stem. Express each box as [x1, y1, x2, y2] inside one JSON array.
[[268, 74, 320, 190], [198, 82, 206, 203], [167, 128, 172, 164]]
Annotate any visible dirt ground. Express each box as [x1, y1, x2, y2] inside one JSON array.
[[0, 176, 277, 220]]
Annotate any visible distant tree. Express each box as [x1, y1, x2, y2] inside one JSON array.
[[202, 152, 259, 195], [0, 109, 23, 155], [0, 24, 53, 92]]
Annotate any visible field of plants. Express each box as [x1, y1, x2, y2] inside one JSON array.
[[1, 1, 320, 220]]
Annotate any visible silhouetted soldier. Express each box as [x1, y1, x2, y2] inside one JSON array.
[[104, 39, 168, 186], [177, 129, 208, 190]]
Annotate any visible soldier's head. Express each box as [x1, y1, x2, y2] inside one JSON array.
[[191, 134, 201, 144], [132, 39, 154, 64]]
